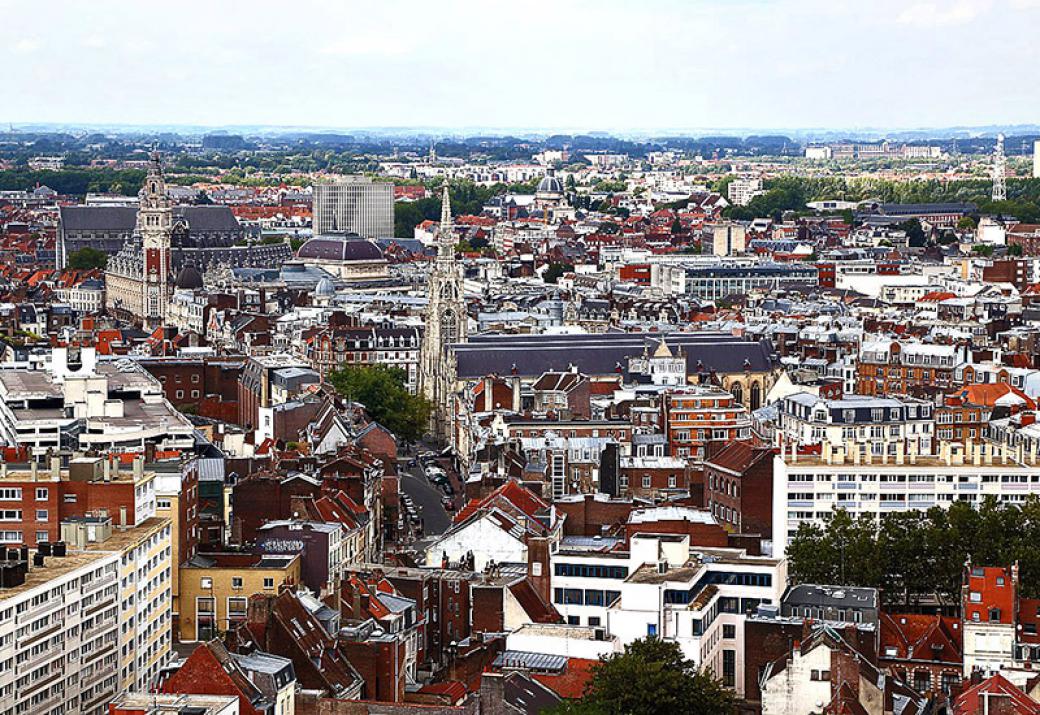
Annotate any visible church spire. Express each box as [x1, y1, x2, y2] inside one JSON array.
[[438, 184, 454, 258]]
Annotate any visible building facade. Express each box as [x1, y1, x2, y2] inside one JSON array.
[[313, 178, 394, 238]]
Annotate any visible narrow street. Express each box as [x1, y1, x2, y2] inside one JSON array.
[[398, 459, 451, 536]]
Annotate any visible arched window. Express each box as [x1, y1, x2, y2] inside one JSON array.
[[731, 382, 744, 405], [751, 382, 762, 411]]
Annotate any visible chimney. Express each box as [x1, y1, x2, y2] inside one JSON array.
[[50, 456, 60, 479], [103, 457, 111, 481], [526, 536, 552, 605], [112, 457, 120, 480], [30, 461, 38, 481], [119, 506, 128, 528], [133, 456, 144, 480], [895, 442, 904, 466]]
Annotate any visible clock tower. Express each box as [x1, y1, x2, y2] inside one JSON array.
[[138, 151, 173, 330]]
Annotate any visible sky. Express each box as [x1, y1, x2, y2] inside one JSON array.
[[3, 0, 1040, 132]]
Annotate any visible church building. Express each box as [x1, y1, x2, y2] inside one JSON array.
[[419, 185, 467, 441]]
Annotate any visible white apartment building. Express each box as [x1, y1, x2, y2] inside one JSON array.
[[0, 348, 194, 458], [772, 440, 1040, 555], [0, 517, 172, 715], [727, 178, 763, 207], [777, 392, 933, 456], [550, 533, 785, 697], [313, 178, 393, 239]]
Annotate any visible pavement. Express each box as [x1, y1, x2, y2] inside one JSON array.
[[398, 458, 452, 536]]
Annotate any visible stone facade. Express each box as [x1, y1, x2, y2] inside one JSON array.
[[419, 186, 467, 441]]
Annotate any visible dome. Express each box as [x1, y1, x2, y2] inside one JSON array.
[[536, 173, 564, 195], [175, 264, 204, 290], [297, 235, 384, 262], [315, 277, 336, 297]]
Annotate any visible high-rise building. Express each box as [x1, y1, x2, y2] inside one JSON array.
[[0, 517, 173, 715], [313, 177, 394, 238], [1034, 139, 1040, 179]]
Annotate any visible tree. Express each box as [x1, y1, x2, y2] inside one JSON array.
[[326, 365, 431, 443], [1008, 242, 1024, 256], [899, 219, 927, 248], [972, 243, 994, 257], [671, 217, 683, 235], [543, 262, 573, 284], [67, 246, 108, 270], [957, 216, 978, 230], [551, 638, 733, 715]]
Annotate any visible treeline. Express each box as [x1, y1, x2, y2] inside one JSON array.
[[724, 176, 1040, 223], [787, 497, 1040, 607], [392, 178, 540, 237], [0, 168, 147, 195]]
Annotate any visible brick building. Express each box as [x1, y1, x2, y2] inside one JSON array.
[[703, 442, 775, 535]]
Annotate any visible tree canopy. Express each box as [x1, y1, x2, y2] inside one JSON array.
[[787, 498, 1040, 607], [543, 262, 573, 284], [326, 365, 431, 443], [67, 246, 108, 270], [551, 638, 733, 715]]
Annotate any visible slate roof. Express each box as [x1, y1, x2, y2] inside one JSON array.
[[298, 235, 384, 261], [454, 332, 775, 379], [60, 205, 241, 232]]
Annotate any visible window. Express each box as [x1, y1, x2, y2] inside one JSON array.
[[63, 494, 77, 504], [0, 489, 21, 501], [227, 597, 247, 629], [35, 488, 47, 501], [0, 510, 21, 521], [35, 530, 48, 543], [196, 597, 216, 640], [35, 510, 47, 522], [156, 498, 171, 510], [200, 577, 212, 589], [642, 476, 651, 489], [723, 624, 736, 639], [263, 578, 275, 589], [647, 623, 657, 637], [231, 577, 243, 589], [567, 616, 580, 625], [589, 617, 601, 627], [722, 650, 736, 688]]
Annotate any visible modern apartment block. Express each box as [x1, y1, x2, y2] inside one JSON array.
[[549, 532, 785, 697], [0, 516, 172, 715], [772, 441, 1040, 555], [313, 178, 394, 239]]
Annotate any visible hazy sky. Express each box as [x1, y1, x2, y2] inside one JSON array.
[[4, 0, 1039, 131]]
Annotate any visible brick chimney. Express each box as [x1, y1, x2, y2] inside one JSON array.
[[526, 536, 552, 604]]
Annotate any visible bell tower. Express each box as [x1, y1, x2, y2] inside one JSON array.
[[139, 151, 173, 330]]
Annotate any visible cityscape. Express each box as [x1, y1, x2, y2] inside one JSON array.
[[5, 2, 1040, 715]]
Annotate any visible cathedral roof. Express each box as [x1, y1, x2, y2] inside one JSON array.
[[536, 174, 564, 195]]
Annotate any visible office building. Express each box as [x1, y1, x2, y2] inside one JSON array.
[[313, 178, 394, 238]]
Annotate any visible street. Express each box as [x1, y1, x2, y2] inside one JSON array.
[[398, 459, 451, 536]]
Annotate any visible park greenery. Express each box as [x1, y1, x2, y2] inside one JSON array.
[[723, 176, 1040, 224], [550, 638, 733, 715], [326, 364, 431, 444], [786, 498, 1040, 607], [66, 246, 108, 270]]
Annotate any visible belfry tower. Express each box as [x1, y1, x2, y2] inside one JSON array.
[[139, 151, 173, 330], [419, 185, 467, 441]]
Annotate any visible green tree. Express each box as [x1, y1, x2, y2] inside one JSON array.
[[899, 219, 927, 248], [1008, 243, 1024, 256], [972, 243, 994, 257], [957, 216, 978, 230], [543, 262, 573, 284], [326, 365, 431, 443], [67, 246, 108, 270], [551, 638, 733, 715]]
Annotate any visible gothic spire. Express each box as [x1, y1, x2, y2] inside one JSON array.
[[438, 184, 454, 258]]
